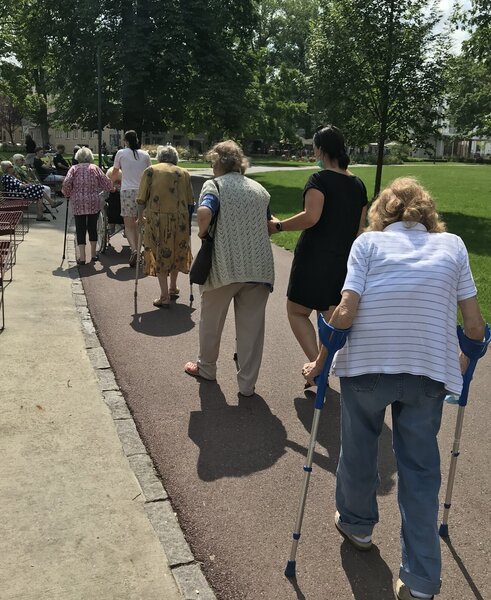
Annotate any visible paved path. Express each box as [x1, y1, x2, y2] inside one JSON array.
[[80, 221, 491, 600], [0, 210, 182, 600]]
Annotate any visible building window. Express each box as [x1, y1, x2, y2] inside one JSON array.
[[81, 130, 86, 139], [65, 131, 70, 139]]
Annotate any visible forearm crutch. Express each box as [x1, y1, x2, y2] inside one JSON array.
[[285, 315, 350, 578], [439, 323, 490, 538], [62, 199, 69, 260], [134, 227, 143, 298]]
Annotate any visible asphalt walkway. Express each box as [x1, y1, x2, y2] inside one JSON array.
[[79, 221, 491, 599], [1, 182, 490, 600]]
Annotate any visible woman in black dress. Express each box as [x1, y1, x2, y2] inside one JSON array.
[[269, 126, 367, 366]]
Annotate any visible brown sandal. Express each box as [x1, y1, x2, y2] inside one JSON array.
[[153, 296, 170, 308], [169, 287, 180, 299]]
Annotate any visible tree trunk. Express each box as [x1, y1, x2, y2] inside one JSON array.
[[121, 0, 148, 141], [374, 0, 395, 199], [32, 68, 50, 147], [374, 125, 387, 198]]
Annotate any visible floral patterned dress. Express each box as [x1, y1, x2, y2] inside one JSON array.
[[137, 162, 194, 276]]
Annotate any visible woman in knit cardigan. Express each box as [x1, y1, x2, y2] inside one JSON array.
[[184, 140, 274, 397]]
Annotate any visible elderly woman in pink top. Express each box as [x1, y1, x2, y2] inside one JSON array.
[[62, 147, 112, 264]]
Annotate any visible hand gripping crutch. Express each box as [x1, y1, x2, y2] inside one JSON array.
[[134, 226, 143, 298], [439, 323, 490, 538], [285, 315, 350, 578]]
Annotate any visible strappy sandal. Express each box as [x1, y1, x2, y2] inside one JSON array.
[[169, 287, 180, 299], [153, 296, 170, 308]]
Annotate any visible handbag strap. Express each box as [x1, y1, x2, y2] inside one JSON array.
[[207, 180, 220, 239]]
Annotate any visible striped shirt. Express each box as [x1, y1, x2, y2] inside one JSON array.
[[333, 222, 477, 395]]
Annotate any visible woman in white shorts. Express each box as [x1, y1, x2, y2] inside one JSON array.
[[111, 130, 151, 266]]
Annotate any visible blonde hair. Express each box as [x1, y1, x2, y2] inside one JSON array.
[[12, 154, 25, 164], [207, 140, 249, 174], [367, 177, 446, 233], [106, 166, 121, 181], [1, 160, 13, 173]]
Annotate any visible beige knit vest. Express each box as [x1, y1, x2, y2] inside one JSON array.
[[199, 173, 275, 291]]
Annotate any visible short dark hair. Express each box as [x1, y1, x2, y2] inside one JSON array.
[[56, 144, 65, 152], [313, 125, 349, 170], [34, 147, 44, 153]]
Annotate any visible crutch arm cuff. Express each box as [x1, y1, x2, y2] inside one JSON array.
[[318, 314, 351, 354], [457, 323, 490, 360]]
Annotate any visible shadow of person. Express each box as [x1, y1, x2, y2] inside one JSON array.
[[292, 386, 396, 494], [341, 541, 394, 600], [188, 381, 287, 481], [130, 303, 196, 337]]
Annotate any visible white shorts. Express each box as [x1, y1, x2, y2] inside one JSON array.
[[120, 188, 138, 218]]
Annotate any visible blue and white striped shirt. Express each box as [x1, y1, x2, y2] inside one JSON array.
[[333, 222, 477, 395]]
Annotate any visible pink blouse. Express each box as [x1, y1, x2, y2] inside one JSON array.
[[62, 163, 113, 215]]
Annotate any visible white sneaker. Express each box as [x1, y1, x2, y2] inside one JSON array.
[[335, 511, 372, 551], [396, 579, 434, 600]]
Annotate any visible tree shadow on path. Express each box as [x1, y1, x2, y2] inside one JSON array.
[[188, 381, 288, 481], [291, 387, 397, 495]]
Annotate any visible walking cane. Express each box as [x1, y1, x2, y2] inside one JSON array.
[[134, 226, 143, 298], [188, 202, 195, 304], [62, 199, 69, 260], [285, 314, 350, 578], [439, 323, 490, 538]]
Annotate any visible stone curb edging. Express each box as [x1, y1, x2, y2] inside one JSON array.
[[66, 234, 217, 600]]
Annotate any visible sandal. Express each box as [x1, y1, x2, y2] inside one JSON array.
[[184, 362, 200, 377], [153, 296, 170, 308], [184, 362, 216, 381], [169, 287, 180, 299]]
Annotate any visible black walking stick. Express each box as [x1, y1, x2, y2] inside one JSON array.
[[62, 199, 69, 260]]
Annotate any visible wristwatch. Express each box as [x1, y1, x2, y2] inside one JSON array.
[[275, 221, 283, 232]]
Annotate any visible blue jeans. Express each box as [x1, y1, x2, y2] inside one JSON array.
[[336, 373, 445, 596], [43, 173, 64, 184]]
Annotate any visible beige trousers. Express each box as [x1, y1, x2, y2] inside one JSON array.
[[197, 283, 270, 395]]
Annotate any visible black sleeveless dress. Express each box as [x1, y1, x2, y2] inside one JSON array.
[[287, 170, 368, 310]]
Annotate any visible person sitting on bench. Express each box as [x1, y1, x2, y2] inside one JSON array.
[[1, 160, 61, 220], [33, 147, 65, 185], [53, 145, 70, 175], [11, 154, 63, 210]]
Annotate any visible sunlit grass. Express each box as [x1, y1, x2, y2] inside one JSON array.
[[250, 164, 491, 322]]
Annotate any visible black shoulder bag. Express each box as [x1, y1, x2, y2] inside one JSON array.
[[189, 183, 219, 285]]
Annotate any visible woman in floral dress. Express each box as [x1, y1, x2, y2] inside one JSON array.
[[137, 145, 194, 308]]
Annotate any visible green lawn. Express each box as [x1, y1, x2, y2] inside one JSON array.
[[250, 164, 491, 322]]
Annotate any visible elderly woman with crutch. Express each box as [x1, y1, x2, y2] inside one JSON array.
[[300, 177, 487, 600], [135, 145, 194, 307], [62, 147, 112, 264]]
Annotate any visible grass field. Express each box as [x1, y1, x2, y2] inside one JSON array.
[[250, 164, 491, 322]]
